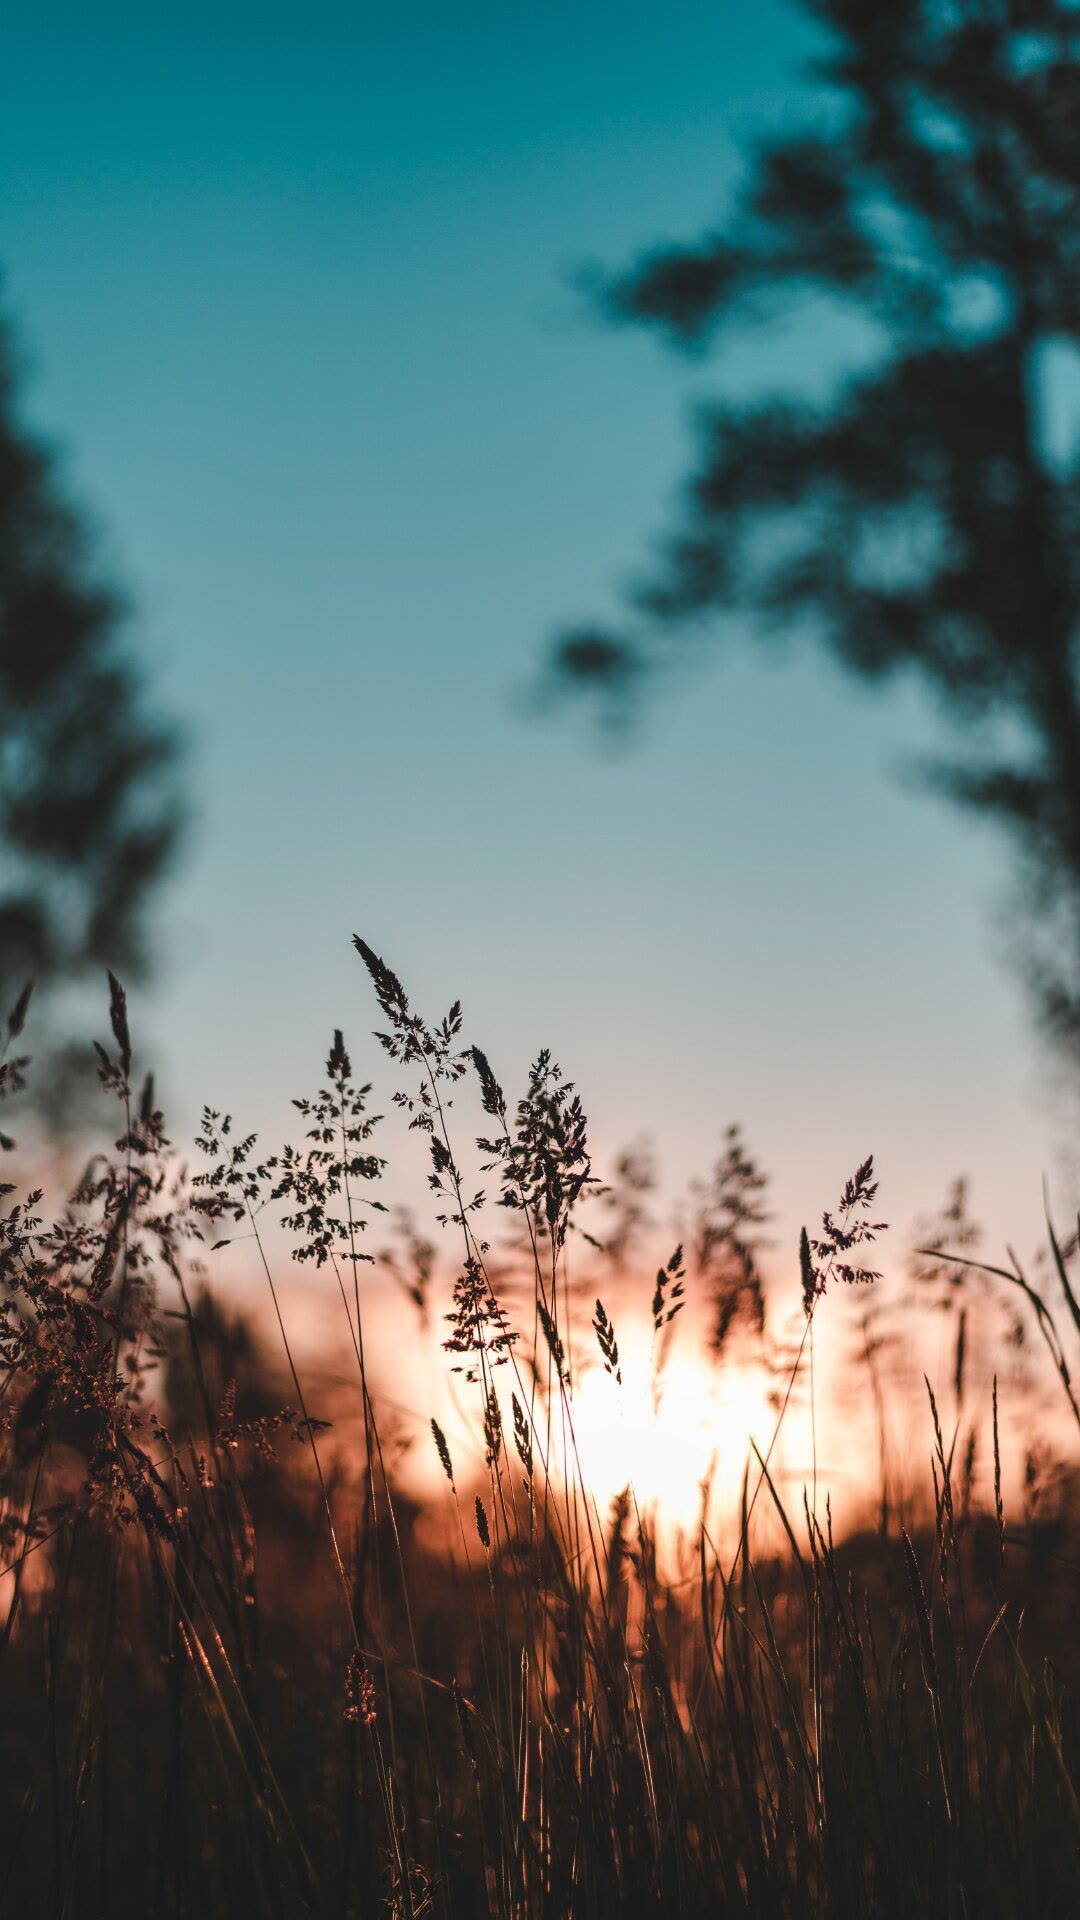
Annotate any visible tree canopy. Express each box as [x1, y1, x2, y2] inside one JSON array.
[[549, 0, 1080, 1050], [0, 306, 183, 1029]]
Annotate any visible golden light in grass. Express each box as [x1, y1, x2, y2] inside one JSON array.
[[569, 1323, 773, 1530]]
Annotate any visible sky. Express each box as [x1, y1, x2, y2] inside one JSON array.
[[1, 0, 1072, 1300]]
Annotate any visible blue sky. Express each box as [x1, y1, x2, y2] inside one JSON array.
[[1, 1, 1068, 1268]]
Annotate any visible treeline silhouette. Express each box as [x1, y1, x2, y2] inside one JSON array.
[[547, 0, 1080, 1060]]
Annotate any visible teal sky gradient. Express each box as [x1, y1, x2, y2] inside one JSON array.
[[1, 2, 1068, 1269]]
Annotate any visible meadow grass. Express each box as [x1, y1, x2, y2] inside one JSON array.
[[0, 951, 1078, 1917]]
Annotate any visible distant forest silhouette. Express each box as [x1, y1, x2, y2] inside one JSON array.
[[547, 0, 1080, 1061]]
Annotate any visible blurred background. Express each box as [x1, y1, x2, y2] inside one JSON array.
[[2, 0, 1077, 1265]]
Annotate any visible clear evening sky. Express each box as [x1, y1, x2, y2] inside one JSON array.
[[2, 1, 1071, 1269]]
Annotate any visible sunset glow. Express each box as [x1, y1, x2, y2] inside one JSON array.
[[5, 0, 1080, 1908], [568, 1327, 774, 1529]]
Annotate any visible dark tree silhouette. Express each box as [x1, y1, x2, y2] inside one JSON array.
[[0, 306, 183, 1025], [548, 2, 1080, 1050]]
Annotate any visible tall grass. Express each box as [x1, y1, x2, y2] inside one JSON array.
[[0, 949, 1078, 1917]]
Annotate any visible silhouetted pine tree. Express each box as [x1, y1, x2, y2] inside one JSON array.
[[550, 1, 1080, 1049], [0, 302, 183, 1037]]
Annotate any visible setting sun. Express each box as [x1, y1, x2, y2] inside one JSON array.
[[568, 1323, 774, 1529]]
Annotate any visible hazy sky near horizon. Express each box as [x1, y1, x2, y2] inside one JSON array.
[[2, 1, 1071, 1274]]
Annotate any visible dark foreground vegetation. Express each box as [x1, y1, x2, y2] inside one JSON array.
[[1, 948, 1079, 1918]]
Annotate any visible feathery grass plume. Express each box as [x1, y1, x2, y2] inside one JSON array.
[[192, 1109, 274, 1224], [583, 1140, 657, 1264], [270, 1031, 386, 1267], [605, 1486, 632, 1619], [536, 1300, 567, 1384], [353, 935, 411, 1030], [474, 1495, 490, 1550], [483, 1387, 502, 1467], [215, 1386, 324, 1464], [925, 1376, 956, 1581], [471, 1044, 505, 1122], [343, 1648, 377, 1725], [800, 1226, 816, 1316], [910, 1178, 997, 1407], [900, 1529, 936, 1684], [444, 1256, 517, 1382], [955, 1306, 968, 1403], [379, 1207, 435, 1328], [431, 1417, 455, 1488], [802, 1156, 886, 1311], [817, 1156, 885, 1282], [452, 1679, 479, 1779], [592, 1297, 622, 1384], [911, 1177, 983, 1306], [107, 969, 132, 1081], [0, 981, 33, 1150], [651, 1244, 685, 1333], [353, 934, 469, 1136], [484, 1048, 596, 1248], [511, 1391, 533, 1479], [960, 1426, 977, 1525], [5, 979, 33, 1042], [687, 1124, 770, 1356], [0, 980, 192, 1554], [650, 1244, 686, 1410]]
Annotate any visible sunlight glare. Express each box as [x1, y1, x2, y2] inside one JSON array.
[[569, 1322, 773, 1531]]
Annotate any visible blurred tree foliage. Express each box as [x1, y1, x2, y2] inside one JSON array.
[[549, 1, 1080, 1050], [0, 305, 183, 1044]]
